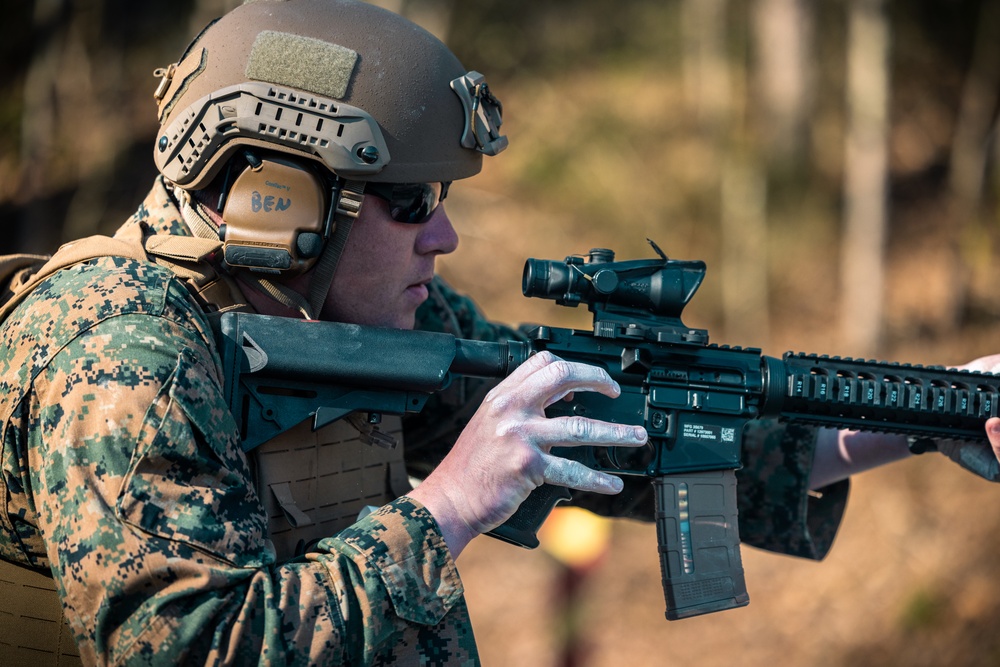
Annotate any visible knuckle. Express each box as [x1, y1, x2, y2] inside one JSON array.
[[565, 416, 592, 441], [568, 464, 603, 491], [534, 350, 558, 365], [483, 390, 511, 413], [615, 423, 639, 442], [515, 448, 545, 484], [543, 359, 574, 384], [483, 382, 519, 413], [565, 464, 591, 487], [494, 418, 522, 440]]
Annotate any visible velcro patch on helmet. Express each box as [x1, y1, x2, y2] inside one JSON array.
[[246, 30, 358, 100]]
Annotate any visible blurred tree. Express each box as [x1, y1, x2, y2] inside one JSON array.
[[841, 0, 890, 357], [682, 0, 731, 130], [721, 1, 771, 347], [17, 0, 76, 253], [752, 0, 814, 164], [944, 0, 1000, 330], [3, 0, 198, 254]]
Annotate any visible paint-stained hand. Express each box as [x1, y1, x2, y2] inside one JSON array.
[[409, 351, 647, 556]]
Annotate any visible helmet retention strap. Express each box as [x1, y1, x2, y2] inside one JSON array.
[[252, 277, 313, 318], [175, 186, 221, 240], [307, 180, 365, 318]]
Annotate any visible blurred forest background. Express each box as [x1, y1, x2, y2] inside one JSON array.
[[2, 0, 1000, 665]]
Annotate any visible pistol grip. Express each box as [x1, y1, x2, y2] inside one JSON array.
[[487, 483, 572, 548], [654, 470, 749, 620]]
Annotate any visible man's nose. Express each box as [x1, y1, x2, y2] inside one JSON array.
[[417, 204, 459, 256]]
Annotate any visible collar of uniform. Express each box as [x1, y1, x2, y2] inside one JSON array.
[[128, 175, 198, 238], [123, 177, 253, 314]]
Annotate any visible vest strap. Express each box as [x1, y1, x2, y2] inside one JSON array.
[[269, 482, 315, 528]]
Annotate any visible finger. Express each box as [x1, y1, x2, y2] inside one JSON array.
[[528, 415, 647, 449], [487, 354, 621, 414], [484, 351, 565, 405], [483, 351, 567, 412], [542, 454, 624, 494], [987, 417, 1000, 463], [524, 359, 621, 408], [502, 349, 562, 384], [958, 354, 1000, 374]]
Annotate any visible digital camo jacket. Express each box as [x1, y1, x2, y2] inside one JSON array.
[[0, 177, 847, 665]]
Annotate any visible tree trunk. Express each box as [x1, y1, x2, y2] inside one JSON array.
[[840, 0, 890, 357], [752, 0, 814, 164], [942, 0, 1000, 330]]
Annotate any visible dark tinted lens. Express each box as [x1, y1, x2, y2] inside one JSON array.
[[366, 182, 448, 224], [389, 183, 434, 223]]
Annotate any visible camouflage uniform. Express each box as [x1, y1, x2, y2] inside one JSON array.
[[0, 177, 847, 664]]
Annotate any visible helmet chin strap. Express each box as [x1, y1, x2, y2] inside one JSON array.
[[176, 185, 221, 241], [306, 180, 365, 319]]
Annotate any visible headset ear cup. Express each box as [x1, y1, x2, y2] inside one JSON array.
[[221, 156, 329, 273]]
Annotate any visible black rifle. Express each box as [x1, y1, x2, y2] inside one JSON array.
[[213, 242, 1000, 620]]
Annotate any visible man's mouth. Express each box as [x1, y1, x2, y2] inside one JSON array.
[[406, 280, 431, 299]]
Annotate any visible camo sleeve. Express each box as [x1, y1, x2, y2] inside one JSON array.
[[736, 420, 849, 559], [1, 258, 476, 665]]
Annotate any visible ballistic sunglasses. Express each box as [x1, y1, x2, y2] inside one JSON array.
[[364, 181, 451, 224]]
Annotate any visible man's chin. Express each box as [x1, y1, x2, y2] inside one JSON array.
[[387, 303, 420, 331]]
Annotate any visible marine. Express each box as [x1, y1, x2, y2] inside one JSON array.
[[1, 1, 998, 665]]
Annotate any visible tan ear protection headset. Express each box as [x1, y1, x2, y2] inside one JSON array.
[[218, 151, 338, 275]]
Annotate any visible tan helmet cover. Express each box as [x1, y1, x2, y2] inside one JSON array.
[[153, 0, 506, 190]]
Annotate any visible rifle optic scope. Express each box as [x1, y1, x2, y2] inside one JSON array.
[[522, 248, 707, 320]]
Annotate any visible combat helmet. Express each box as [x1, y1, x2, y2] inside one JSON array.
[[153, 0, 506, 189], [149, 0, 506, 315]]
